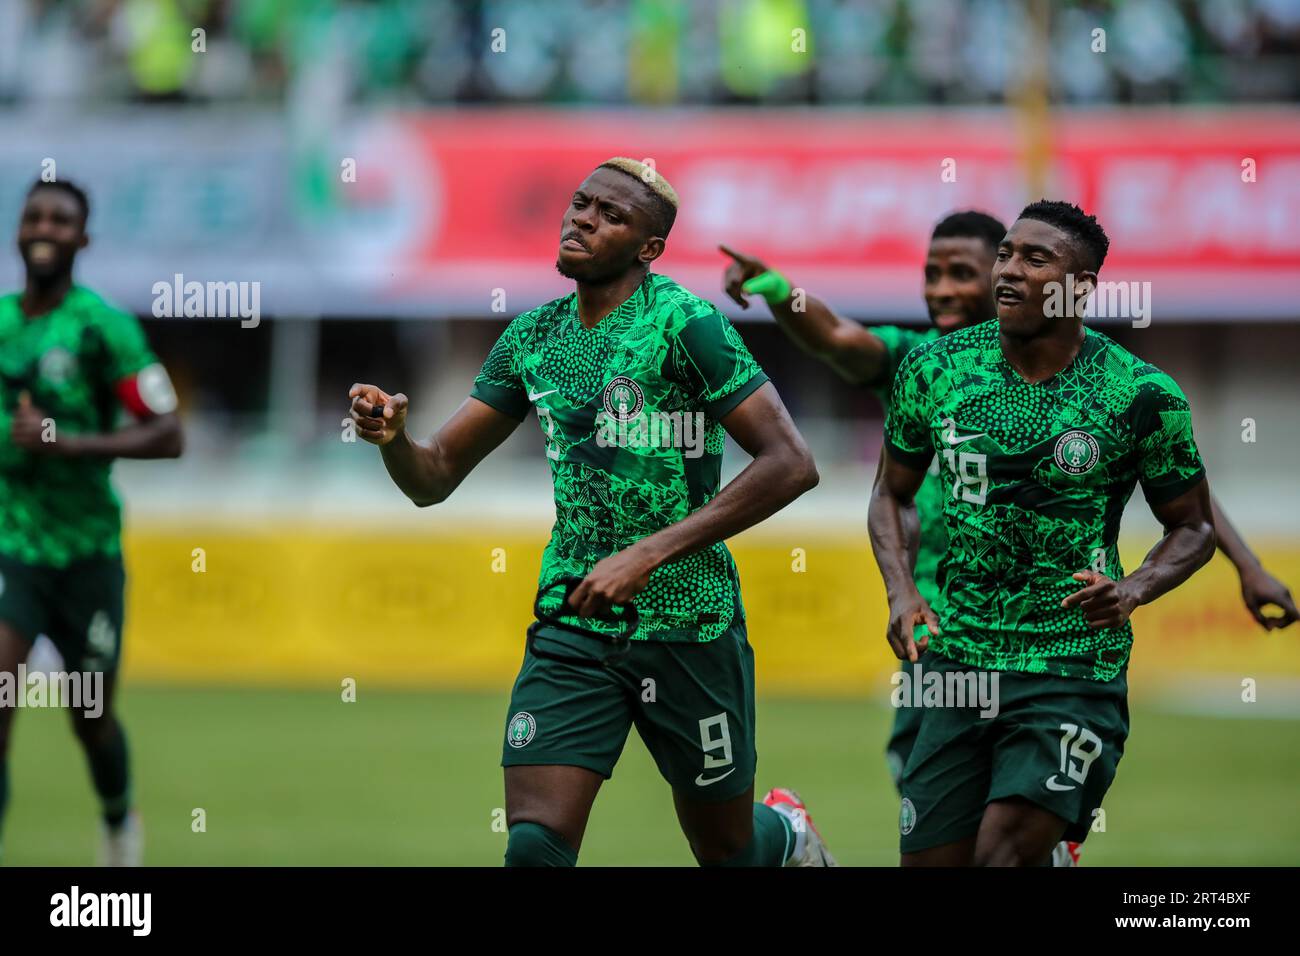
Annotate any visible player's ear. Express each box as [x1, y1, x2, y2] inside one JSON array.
[[1073, 270, 1097, 318], [639, 236, 665, 265]]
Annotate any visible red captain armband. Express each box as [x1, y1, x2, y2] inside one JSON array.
[[115, 363, 179, 419]]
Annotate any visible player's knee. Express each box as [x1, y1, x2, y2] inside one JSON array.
[[504, 821, 578, 867], [71, 713, 119, 748]]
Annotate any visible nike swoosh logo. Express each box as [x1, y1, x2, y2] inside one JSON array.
[[528, 388, 558, 402], [1044, 774, 1077, 792], [939, 416, 984, 446], [694, 768, 736, 787]]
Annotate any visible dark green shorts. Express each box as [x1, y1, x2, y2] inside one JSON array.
[[885, 653, 928, 792], [501, 622, 757, 803], [0, 553, 125, 673], [899, 651, 1128, 854]]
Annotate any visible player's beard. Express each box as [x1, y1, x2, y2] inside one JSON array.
[[555, 248, 639, 285]]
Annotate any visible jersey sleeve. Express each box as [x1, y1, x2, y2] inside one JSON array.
[[94, 304, 179, 417], [883, 343, 936, 470], [670, 306, 769, 420], [868, 324, 932, 397], [470, 316, 531, 420], [1133, 371, 1207, 506], [96, 305, 159, 382]]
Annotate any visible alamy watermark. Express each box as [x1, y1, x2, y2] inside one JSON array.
[[1043, 274, 1151, 328], [891, 660, 1000, 718], [0, 665, 104, 718], [594, 409, 706, 458], [151, 273, 261, 328]]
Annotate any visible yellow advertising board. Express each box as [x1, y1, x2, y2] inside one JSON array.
[[119, 524, 1300, 695]]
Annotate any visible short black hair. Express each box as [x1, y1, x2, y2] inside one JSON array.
[[931, 210, 1006, 252], [1017, 199, 1109, 272], [26, 178, 90, 225]]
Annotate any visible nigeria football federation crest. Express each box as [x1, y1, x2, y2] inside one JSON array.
[[1053, 430, 1100, 476], [601, 376, 644, 421], [507, 712, 536, 749], [899, 797, 917, 835]]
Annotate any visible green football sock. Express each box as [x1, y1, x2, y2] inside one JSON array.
[[706, 803, 794, 867], [504, 821, 578, 867], [79, 718, 131, 826]]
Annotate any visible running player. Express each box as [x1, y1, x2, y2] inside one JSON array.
[[721, 212, 1297, 866], [720, 210, 1006, 790], [349, 158, 835, 866], [0, 179, 183, 865], [869, 200, 1216, 865]]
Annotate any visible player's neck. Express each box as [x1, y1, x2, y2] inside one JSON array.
[[574, 269, 646, 329], [21, 273, 74, 318], [999, 321, 1085, 384]]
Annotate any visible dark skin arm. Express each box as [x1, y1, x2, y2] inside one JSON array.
[[1210, 495, 1298, 629], [10, 391, 182, 459], [1061, 479, 1216, 628], [720, 245, 888, 387], [568, 382, 819, 617], [349, 383, 521, 506], [868, 447, 940, 662]]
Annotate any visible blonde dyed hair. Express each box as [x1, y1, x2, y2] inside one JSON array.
[[598, 157, 679, 209]]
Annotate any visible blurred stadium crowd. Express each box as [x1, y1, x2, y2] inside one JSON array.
[[1, 0, 1298, 107]]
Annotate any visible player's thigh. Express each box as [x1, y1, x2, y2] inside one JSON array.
[[973, 797, 1067, 866], [886, 652, 930, 792], [0, 621, 35, 754], [901, 835, 976, 867], [983, 669, 1129, 862], [897, 654, 994, 860], [501, 628, 635, 848], [503, 765, 605, 851], [630, 625, 757, 810], [47, 556, 126, 677], [0, 556, 51, 753]]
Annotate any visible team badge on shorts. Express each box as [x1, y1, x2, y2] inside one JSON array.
[[1053, 430, 1100, 475], [507, 712, 537, 749], [602, 376, 644, 421], [899, 797, 917, 835]]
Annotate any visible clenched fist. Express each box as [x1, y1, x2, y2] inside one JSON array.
[[349, 383, 409, 447]]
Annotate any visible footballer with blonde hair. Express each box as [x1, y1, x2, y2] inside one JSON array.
[[348, 159, 836, 866]]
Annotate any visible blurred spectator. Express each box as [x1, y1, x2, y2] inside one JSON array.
[[0, 0, 1295, 106]]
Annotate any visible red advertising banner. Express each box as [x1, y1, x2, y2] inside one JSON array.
[[338, 108, 1300, 319]]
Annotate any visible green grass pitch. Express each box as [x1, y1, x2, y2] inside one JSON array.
[[4, 686, 1297, 865]]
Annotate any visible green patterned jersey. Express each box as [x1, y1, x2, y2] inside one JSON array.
[[884, 321, 1206, 680], [471, 273, 769, 642], [0, 286, 161, 567], [868, 324, 945, 608]]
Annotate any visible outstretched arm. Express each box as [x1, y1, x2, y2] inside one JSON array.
[[720, 244, 889, 386], [349, 384, 520, 507], [868, 447, 938, 661], [1210, 495, 1298, 629], [567, 382, 819, 617]]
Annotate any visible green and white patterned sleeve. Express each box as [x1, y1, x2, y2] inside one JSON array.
[[470, 316, 531, 420], [883, 343, 937, 471], [1133, 370, 1207, 506], [671, 307, 769, 420]]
